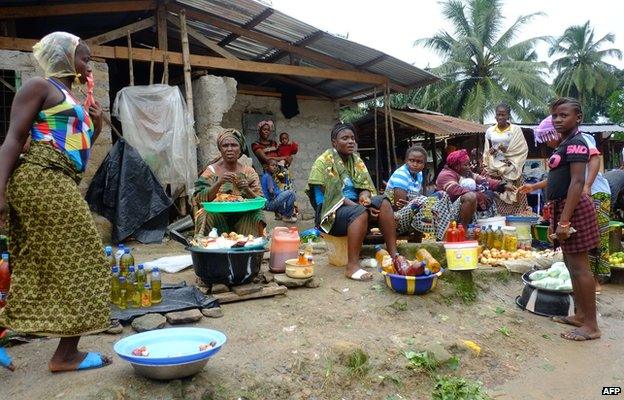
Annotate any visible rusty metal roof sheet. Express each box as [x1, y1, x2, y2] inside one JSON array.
[[389, 109, 488, 137]]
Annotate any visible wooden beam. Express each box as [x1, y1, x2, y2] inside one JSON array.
[[0, 1, 157, 19], [0, 37, 389, 85], [357, 54, 388, 69], [167, 15, 236, 60], [179, 9, 194, 122], [86, 16, 155, 45], [157, 3, 168, 51], [257, 30, 325, 63], [218, 8, 274, 47]]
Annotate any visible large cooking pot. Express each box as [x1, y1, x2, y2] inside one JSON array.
[[515, 271, 575, 317]]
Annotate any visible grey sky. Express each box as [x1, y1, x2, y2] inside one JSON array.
[[270, 0, 624, 71]]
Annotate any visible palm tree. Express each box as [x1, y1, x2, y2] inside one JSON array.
[[549, 21, 622, 121], [413, 0, 552, 122]]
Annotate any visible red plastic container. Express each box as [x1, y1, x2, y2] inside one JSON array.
[[0, 253, 10, 308], [269, 227, 300, 273]]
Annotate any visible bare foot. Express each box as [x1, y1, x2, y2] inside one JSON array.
[[49, 351, 112, 372], [561, 327, 601, 341], [552, 315, 584, 327]]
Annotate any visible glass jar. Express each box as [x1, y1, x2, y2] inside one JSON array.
[[502, 226, 518, 252]]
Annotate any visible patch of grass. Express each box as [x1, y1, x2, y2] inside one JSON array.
[[494, 306, 505, 315], [378, 374, 404, 388], [346, 349, 372, 377], [405, 351, 439, 373], [389, 299, 409, 312], [495, 269, 512, 284], [498, 326, 511, 337], [431, 376, 490, 400]]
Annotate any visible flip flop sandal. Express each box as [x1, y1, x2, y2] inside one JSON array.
[[52, 352, 111, 373], [0, 347, 14, 370], [349, 268, 373, 281], [561, 329, 601, 341], [552, 316, 582, 327]]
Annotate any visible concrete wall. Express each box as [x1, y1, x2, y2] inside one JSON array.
[[0, 50, 111, 194], [221, 93, 338, 219]]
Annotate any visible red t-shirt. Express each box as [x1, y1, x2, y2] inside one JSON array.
[[252, 140, 279, 160], [277, 142, 299, 157]]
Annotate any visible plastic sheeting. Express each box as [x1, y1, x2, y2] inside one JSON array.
[[32, 31, 80, 78], [112, 84, 198, 196], [86, 138, 172, 244]]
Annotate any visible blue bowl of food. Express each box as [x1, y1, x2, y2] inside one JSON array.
[[381, 270, 443, 295], [114, 327, 226, 379]]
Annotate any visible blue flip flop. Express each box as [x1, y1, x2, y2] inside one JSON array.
[[76, 352, 110, 371], [0, 347, 13, 370]]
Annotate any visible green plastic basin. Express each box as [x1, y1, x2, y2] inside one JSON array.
[[202, 198, 267, 213]]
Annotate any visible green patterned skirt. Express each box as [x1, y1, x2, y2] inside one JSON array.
[[0, 142, 110, 337], [591, 192, 611, 278]]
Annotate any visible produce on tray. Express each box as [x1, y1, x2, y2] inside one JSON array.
[[214, 193, 244, 202], [608, 251, 624, 267], [191, 231, 265, 250], [479, 248, 557, 266], [528, 262, 572, 290]]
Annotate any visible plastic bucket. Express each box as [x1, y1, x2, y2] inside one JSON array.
[[476, 216, 506, 229], [444, 241, 479, 271], [321, 233, 348, 267], [532, 225, 550, 241], [506, 216, 540, 242]]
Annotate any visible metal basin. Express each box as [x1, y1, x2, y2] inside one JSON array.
[[130, 358, 210, 380]]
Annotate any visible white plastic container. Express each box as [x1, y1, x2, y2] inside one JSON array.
[[476, 216, 506, 230]]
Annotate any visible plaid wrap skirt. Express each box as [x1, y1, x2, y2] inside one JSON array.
[[548, 195, 600, 254]]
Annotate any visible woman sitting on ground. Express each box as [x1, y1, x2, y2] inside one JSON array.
[[308, 123, 406, 281], [192, 129, 265, 237], [436, 149, 507, 227]]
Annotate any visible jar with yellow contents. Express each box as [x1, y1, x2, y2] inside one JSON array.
[[502, 226, 518, 252]]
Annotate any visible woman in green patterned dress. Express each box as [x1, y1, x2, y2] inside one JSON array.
[[192, 129, 266, 237], [0, 32, 110, 372]]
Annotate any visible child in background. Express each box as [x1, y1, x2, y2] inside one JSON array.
[[276, 132, 298, 167], [261, 159, 297, 223], [545, 97, 600, 341]]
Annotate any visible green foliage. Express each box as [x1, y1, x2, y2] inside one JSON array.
[[413, 0, 552, 122], [549, 21, 622, 121], [608, 89, 624, 124], [432, 376, 491, 400], [405, 350, 440, 373], [389, 299, 409, 311], [497, 326, 511, 337], [345, 349, 372, 377]]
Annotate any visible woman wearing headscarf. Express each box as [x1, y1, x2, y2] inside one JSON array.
[[252, 120, 293, 190], [436, 149, 506, 228], [308, 123, 406, 281], [0, 32, 110, 372], [193, 129, 265, 237], [482, 103, 530, 215]]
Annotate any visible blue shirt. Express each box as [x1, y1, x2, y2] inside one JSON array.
[[386, 164, 423, 196], [342, 176, 358, 201], [261, 172, 281, 199]]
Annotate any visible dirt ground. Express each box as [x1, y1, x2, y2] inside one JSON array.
[[2, 239, 624, 400]]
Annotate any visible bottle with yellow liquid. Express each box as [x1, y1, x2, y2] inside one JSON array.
[[151, 267, 162, 304], [141, 283, 152, 307], [137, 264, 147, 287], [119, 248, 134, 277], [492, 227, 504, 250], [110, 266, 121, 305], [118, 276, 127, 310], [126, 266, 139, 307], [105, 246, 115, 269]]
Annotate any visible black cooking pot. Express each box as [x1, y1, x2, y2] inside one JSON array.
[[188, 246, 264, 286], [516, 271, 575, 317]]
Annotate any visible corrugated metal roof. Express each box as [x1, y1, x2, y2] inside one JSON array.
[[176, 0, 439, 99], [519, 124, 624, 133], [391, 109, 488, 137]]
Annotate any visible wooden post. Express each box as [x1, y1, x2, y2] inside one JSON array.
[[373, 87, 380, 189], [157, 3, 168, 51], [179, 9, 194, 122], [149, 46, 155, 84], [161, 53, 169, 84], [127, 31, 134, 85], [387, 88, 398, 169], [383, 87, 392, 176]]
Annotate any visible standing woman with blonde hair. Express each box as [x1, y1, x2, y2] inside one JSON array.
[[0, 32, 110, 371]]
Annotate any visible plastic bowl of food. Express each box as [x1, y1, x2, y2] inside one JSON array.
[[515, 271, 575, 317], [284, 259, 314, 279], [381, 269, 443, 295], [202, 198, 266, 213], [114, 327, 226, 366]]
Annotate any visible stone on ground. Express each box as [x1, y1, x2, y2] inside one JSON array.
[[131, 314, 166, 332], [423, 342, 453, 364], [165, 309, 203, 324], [202, 306, 224, 318], [274, 274, 320, 288]]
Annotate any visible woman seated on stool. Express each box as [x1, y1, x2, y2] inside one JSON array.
[[307, 123, 407, 281], [192, 129, 265, 237]]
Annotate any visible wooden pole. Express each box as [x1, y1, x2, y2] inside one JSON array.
[[373, 87, 380, 190], [157, 3, 168, 52], [161, 53, 169, 84], [383, 87, 392, 180], [387, 84, 398, 169], [149, 46, 155, 85], [127, 31, 134, 85], [179, 9, 194, 122]]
